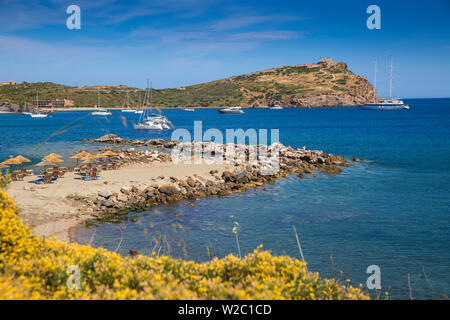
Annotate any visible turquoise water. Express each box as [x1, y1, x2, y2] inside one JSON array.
[[1, 99, 449, 299]]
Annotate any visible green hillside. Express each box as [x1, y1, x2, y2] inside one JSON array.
[[0, 60, 376, 109]]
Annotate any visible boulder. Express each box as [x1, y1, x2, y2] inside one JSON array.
[[98, 190, 113, 199], [158, 183, 180, 196]]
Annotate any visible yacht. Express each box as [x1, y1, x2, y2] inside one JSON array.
[[92, 89, 112, 115], [183, 90, 195, 111], [359, 56, 409, 110], [218, 106, 244, 114], [134, 80, 171, 130], [29, 93, 48, 118], [121, 90, 137, 113], [269, 103, 283, 110]]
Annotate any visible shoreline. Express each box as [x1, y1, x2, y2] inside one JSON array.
[[0, 105, 358, 114], [7, 135, 355, 244]]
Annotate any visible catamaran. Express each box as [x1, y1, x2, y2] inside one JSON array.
[[134, 80, 171, 130], [359, 56, 409, 110], [92, 89, 112, 115], [218, 106, 244, 114], [30, 92, 48, 118], [121, 90, 137, 113]]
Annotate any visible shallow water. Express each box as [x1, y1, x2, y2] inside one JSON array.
[[1, 99, 449, 299]]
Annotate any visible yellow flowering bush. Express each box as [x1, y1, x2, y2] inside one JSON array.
[[0, 190, 369, 300]]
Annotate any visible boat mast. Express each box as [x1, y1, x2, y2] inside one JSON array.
[[374, 59, 377, 102], [389, 55, 393, 99], [186, 90, 189, 108]]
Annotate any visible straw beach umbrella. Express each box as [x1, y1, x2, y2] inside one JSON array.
[[71, 151, 92, 166], [43, 153, 62, 161], [2, 155, 31, 170], [44, 155, 64, 164]]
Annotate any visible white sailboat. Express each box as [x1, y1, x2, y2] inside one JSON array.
[[134, 80, 171, 130], [22, 99, 32, 115], [92, 88, 112, 115], [134, 93, 143, 114], [121, 90, 137, 113], [359, 56, 409, 110], [183, 90, 195, 112], [30, 92, 48, 118]]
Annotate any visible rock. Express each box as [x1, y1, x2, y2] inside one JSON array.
[[158, 183, 180, 196], [320, 165, 343, 174], [120, 187, 131, 194], [98, 190, 113, 199], [178, 179, 188, 188], [353, 157, 364, 162], [186, 176, 197, 187], [102, 200, 114, 208], [209, 169, 218, 175]]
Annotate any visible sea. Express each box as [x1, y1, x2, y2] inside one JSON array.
[[0, 98, 449, 299]]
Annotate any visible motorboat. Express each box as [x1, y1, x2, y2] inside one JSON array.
[[218, 106, 244, 114]]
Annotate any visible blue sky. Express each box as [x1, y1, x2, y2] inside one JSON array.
[[0, 0, 449, 97]]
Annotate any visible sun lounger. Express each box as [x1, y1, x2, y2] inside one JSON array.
[[32, 178, 44, 184]]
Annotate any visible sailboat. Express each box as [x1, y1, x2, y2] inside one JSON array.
[[134, 92, 143, 114], [22, 99, 32, 115], [121, 90, 137, 113], [134, 80, 171, 130], [30, 92, 48, 118], [359, 56, 409, 110], [183, 90, 195, 112], [92, 88, 112, 115]]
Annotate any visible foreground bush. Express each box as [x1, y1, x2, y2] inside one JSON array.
[[0, 190, 368, 300]]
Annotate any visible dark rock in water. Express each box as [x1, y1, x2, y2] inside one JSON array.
[[98, 190, 113, 199], [320, 165, 343, 174], [129, 250, 141, 256], [353, 157, 364, 162], [298, 172, 305, 179], [158, 183, 180, 196]]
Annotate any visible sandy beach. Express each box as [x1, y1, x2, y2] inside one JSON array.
[[7, 161, 232, 242]]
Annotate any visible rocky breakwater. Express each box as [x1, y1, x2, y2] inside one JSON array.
[[86, 134, 179, 149], [76, 136, 356, 225]]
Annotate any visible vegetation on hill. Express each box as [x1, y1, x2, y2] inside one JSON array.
[[0, 190, 368, 300], [0, 60, 376, 109]]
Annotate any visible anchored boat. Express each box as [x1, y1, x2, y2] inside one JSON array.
[[359, 56, 409, 110], [134, 80, 171, 130], [92, 89, 112, 115], [218, 106, 244, 114]]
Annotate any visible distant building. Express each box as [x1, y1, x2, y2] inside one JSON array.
[[0, 81, 18, 86], [33, 99, 75, 107], [318, 57, 333, 64]]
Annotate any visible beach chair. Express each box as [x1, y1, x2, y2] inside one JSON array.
[[90, 168, 100, 180], [32, 178, 44, 184], [11, 173, 18, 181]]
